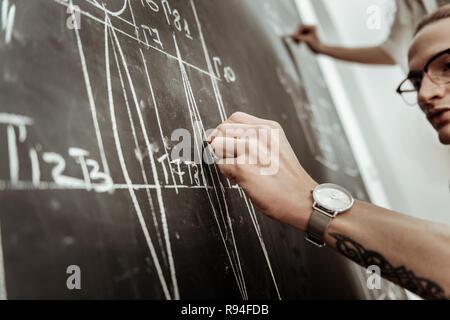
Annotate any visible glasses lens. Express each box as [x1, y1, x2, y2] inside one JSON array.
[[399, 80, 418, 106], [428, 52, 450, 85]]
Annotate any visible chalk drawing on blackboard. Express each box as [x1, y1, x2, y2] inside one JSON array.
[[0, 0, 289, 300]]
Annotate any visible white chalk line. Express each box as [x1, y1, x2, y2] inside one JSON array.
[[126, 0, 140, 40], [105, 16, 172, 300], [174, 33, 249, 299], [0, 180, 221, 191], [1, 0, 8, 30], [1, 0, 15, 44], [184, 46, 249, 299], [140, 49, 179, 194], [29, 148, 41, 186], [0, 111, 7, 298], [191, 0, 281, 299], [109, 18, 179, 300], [183, 72, 230, 238], [6, 126, 18, 185], [4, 3, 14, 44], [0, 113, 33, 126], [188, 2, 249, 298], [108, 20, 168, 268], [243, 193, 281, 299], [174, 34, 244, 297], [72, 0, 112, 186], [190, 0, 227, 122], [179, 51, 232, 241]]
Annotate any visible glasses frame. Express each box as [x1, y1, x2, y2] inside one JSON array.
[[396, 48, 450, 106]]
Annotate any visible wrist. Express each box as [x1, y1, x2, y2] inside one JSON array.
[[317, 43, 329, 55], [284, 183, 317, 231], [326, 200, 360, 238]]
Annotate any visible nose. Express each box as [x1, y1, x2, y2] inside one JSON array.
[[418, 73, 446, 112]]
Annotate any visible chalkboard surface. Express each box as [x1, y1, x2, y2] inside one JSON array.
[[0, 0, 406, 299]]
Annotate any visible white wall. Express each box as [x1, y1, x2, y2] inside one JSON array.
[[299, 0, 450, 224]]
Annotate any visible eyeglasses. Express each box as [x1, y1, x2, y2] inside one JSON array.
[[396, 48, 450, 106]]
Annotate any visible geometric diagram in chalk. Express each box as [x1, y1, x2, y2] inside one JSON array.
[[0, 0, 285, 300], [174, 30, 251, 300], [173, 30, 280, 297], [104, 12, 180, 300]]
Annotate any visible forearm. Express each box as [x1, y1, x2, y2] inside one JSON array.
[[320, 45, 396, 65], [208, 112, 450, 299], [321, 200, 450, 299]]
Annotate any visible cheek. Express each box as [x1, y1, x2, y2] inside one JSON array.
[[444, 86, 450, 103]]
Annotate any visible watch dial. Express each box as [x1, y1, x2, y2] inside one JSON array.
[[314, 186, 352, 211]]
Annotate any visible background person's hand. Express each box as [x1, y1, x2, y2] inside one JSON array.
[[291, 24, 324, 54], [208, 112, 318, 230]]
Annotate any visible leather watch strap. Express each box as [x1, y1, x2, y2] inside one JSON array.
[[305, 209, 332, 247]]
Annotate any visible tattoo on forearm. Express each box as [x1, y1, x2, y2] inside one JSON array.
[[329, 233, 448, 300]]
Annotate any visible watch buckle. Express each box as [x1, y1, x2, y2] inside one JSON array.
[[312, 202, 338, 218], [305, 234, 327, 248]]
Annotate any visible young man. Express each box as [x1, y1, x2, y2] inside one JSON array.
[[293, 0, 450, 71], [208, 7, 450, 299]]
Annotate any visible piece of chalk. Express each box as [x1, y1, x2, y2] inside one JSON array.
[[202, 140, 218, 163]]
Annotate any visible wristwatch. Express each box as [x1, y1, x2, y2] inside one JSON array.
[[305, 183, 354, 247]]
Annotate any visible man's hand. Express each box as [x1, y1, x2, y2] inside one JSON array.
[[208, 114, 450, 300], [291, 24, 396, 65], [208, 112, 317, 230], [291, 24, 324, 54]]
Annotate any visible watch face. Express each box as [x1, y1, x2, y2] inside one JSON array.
[[313, 184, 354, 212]]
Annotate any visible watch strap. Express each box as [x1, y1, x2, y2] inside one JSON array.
[[305, 209, 332, 247]]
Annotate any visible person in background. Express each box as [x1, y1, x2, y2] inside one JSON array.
[[292, 0, 449, 72], [208, 6, 450, 299]]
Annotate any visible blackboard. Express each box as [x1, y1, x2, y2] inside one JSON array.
[[0, 0, 406, 299]]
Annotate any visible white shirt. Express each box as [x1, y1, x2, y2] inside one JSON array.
[[381, 0, 439, 72]]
